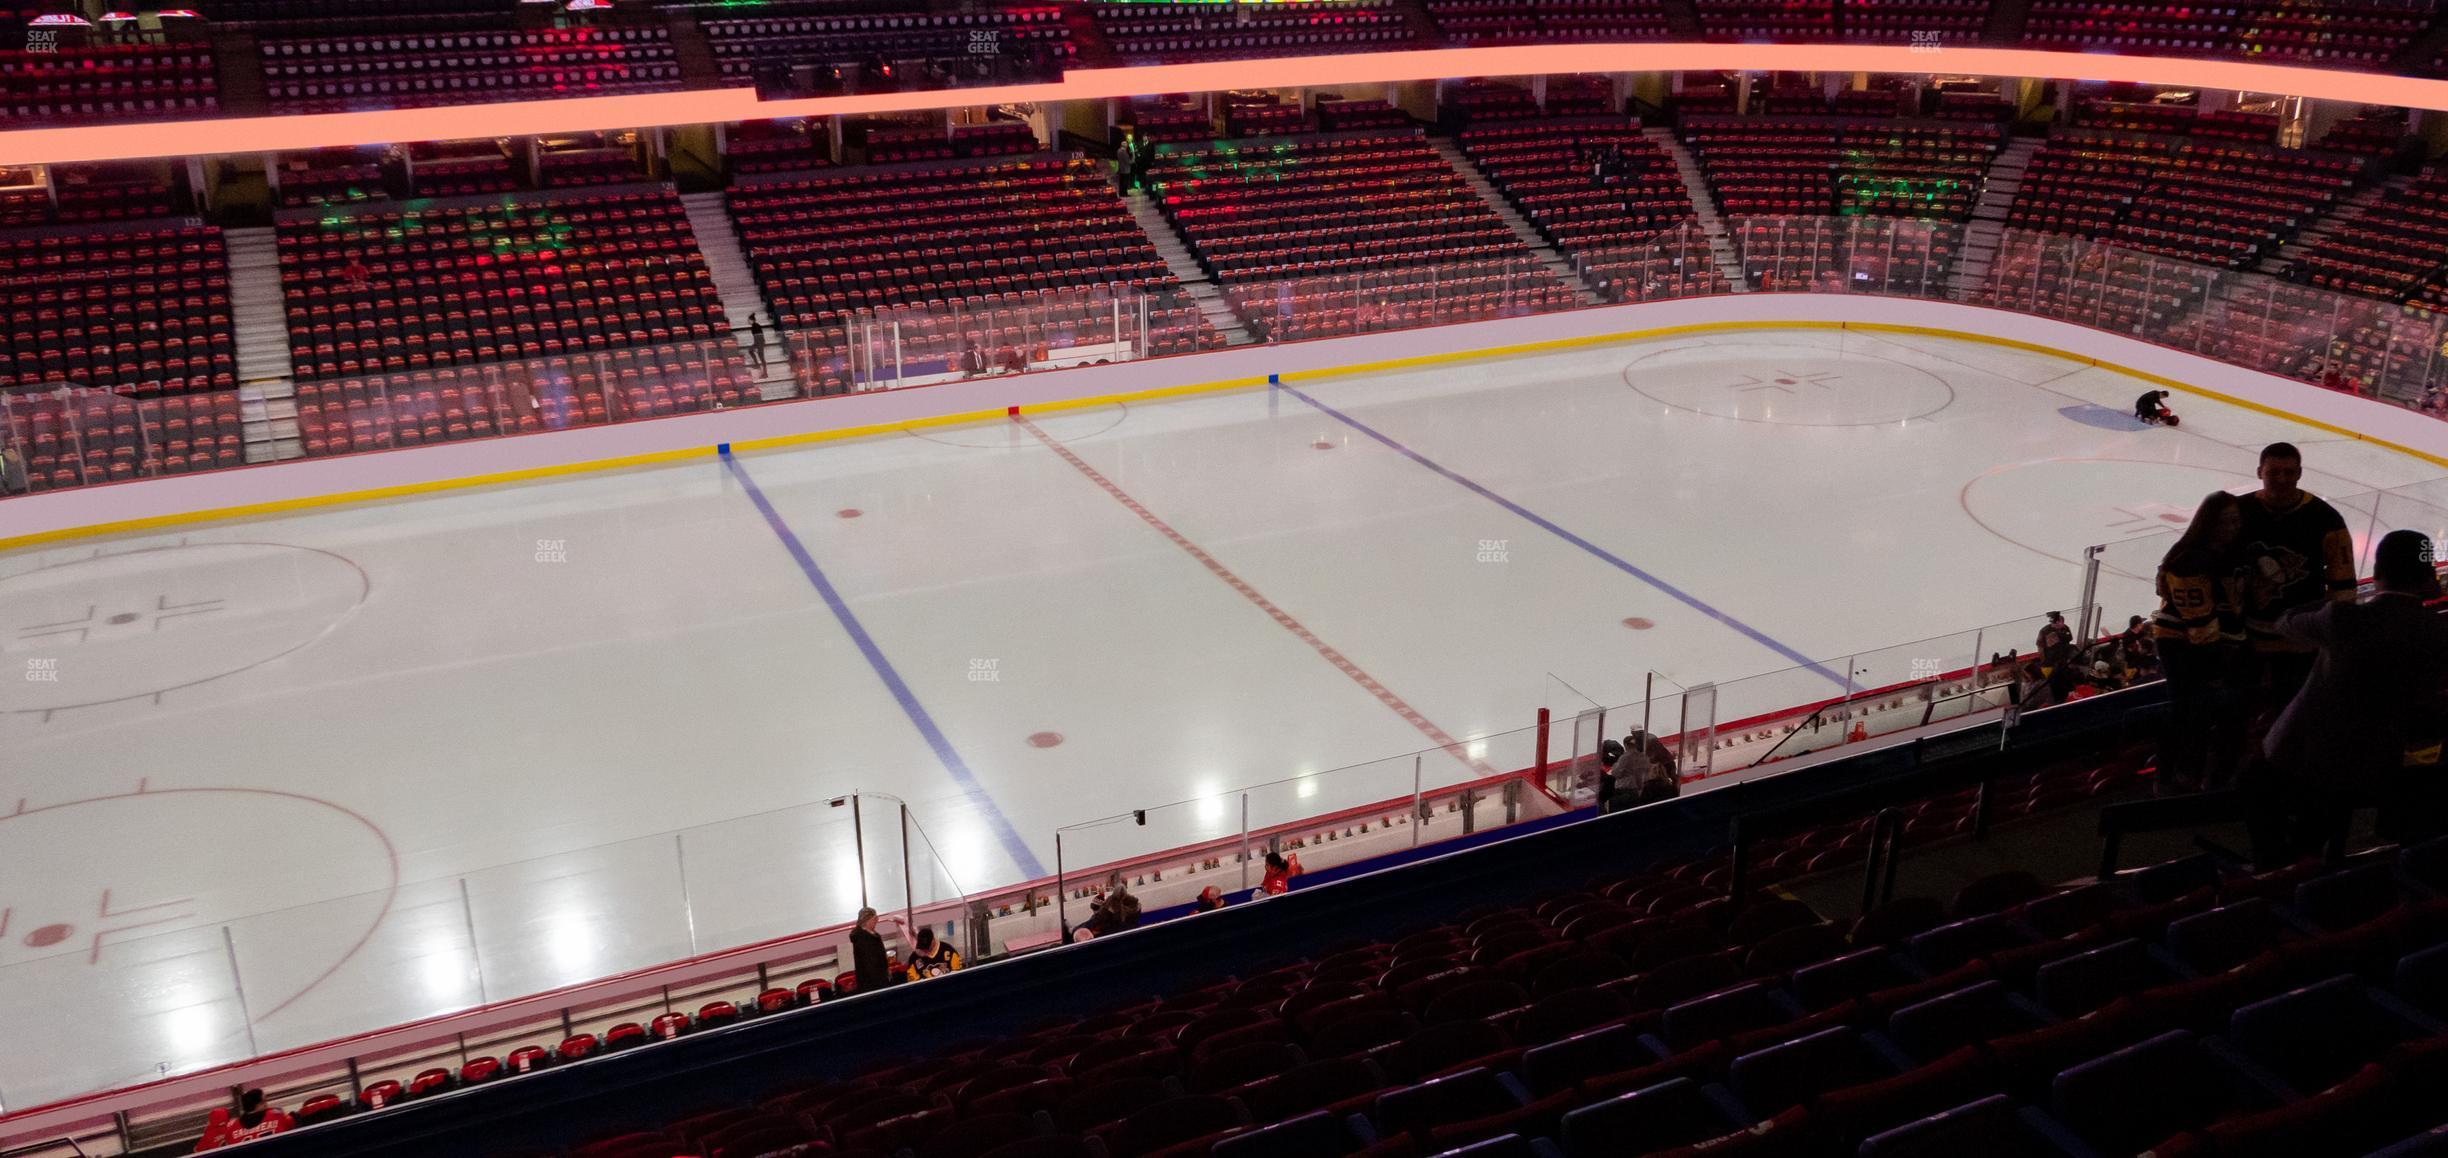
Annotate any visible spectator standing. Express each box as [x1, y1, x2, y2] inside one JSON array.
[[2257, 530, 2448, 860], [745, 313, 770, 371], [2152, 490, 2246, 793], [1634, 735, 1682, 806], [1113, 131, 1139, 193], [1628, 728, 1678, 785], [2235, 443, 2357, 714], [1132, 136, 1158, 192], [1595, 738, 1625, 814], [2115, 614, 2160, 680], [849, 907, 892, 992], [1260, 850, 1303, 895], [2036, 611, 2074, 673]]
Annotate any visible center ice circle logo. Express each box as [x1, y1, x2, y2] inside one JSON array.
[[1621, 341, 1955, 426], [0, 543, 368, 713]]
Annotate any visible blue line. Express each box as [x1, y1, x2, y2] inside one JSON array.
[[722, 454, 1049, 879], [1274, 382, 1849, 690]]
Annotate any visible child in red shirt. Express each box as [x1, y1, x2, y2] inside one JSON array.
[[1260, 851, 1303, 895]]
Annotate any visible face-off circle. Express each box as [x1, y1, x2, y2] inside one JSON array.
[[1622, 341, 1956, 426], [0, 543, 368, 713], [1960, 457, 2261, 578], [0, 787, 398, 1020]]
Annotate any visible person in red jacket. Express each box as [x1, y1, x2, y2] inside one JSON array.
[[1260, 850, 1303, 895], [193, 1108, 234, 1152], [200, 1090, 292, 1149]]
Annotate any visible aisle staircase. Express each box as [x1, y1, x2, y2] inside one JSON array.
[[1981, 0, 2037, 43], [664, 13, 724, 91], [1429, 137, 1601, 304], [1948, 135, 2044, 297], [1124, 190, 1257, 346], [680, 191, 789, 394], [207, 27, 267, 117], [222, 226, 297, 461], [1645, 127, 1751, 289]]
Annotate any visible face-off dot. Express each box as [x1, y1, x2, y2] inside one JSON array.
[[1312, 440, 1336, 450], [1027, 732, 1064, 748], [107, 612, 140, 625], [1623, 617, 1655, 630], [837, 509, 864, 519], [24, 923, 70, 948]]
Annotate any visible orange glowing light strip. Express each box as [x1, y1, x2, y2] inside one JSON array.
[[4, 44, 2447, 167]]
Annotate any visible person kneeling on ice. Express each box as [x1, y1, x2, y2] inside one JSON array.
[[2137, 389, 2180, 427]]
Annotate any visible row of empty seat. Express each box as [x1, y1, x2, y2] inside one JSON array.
[[1681, 115, 2002, 221], [2008, 129, 2366, 269], [726, 153, 1217, 395], [0, 222, 233, 398], [292, 343, 762, 457], [1453, 115, 1703, 301], [2025, 0, 2435, 66], [275, 187, 731, 380], [703, 3, 1072, 89], [2284, 163, 2448, 303], [1091, 0, 1416, 63], [0, 42, 216, 126], [1424, 0, 1673, 43], [13, 5, 2448, 127], [261, 22, 681, 113], [1144, 129, 1577, 339], [1734, 216, 1968, 294], [0, 388, 241, 492]]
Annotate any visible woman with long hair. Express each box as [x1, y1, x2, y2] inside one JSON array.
[[2152, 490, 2247, 792]]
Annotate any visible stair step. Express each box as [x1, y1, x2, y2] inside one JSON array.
[[679, 191, 771, 368], [223, 225, 293, 386], [1428, 137, 1604, 305], [1124, 190, 1256, 344]]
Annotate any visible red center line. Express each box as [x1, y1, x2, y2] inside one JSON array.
[[1013, 414, 1497, 780]]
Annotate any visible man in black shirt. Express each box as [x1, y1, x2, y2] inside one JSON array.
[[2233, 443, 2357, 713]]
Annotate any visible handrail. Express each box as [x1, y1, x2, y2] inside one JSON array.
[[1860, 807, 1905, 915]]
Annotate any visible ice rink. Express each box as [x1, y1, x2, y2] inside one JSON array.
[[3, 326, 2442, 1107]]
